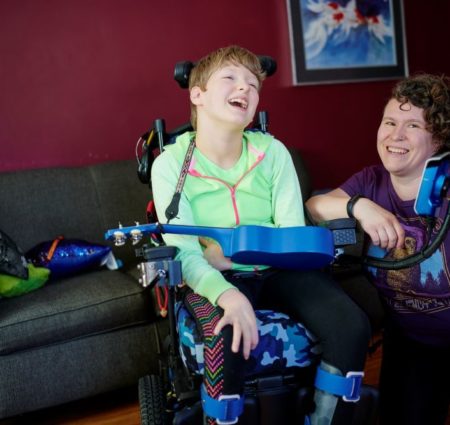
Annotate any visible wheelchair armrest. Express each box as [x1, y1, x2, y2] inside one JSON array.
[[135, 244, 182, 289], [135, 244, 177, 261], [319, 218, 357, 248], [320, 218, 366, 279]]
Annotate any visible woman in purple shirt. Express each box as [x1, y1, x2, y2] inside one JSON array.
[[306, 73, 450, 425]]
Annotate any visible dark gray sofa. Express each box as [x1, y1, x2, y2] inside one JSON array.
[[0, 159, 167, 419]]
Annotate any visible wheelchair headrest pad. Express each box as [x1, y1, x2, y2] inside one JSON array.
[[174, 55, 277, 89]]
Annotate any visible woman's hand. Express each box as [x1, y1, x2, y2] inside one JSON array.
[[353, 198, 405, 250], [199, 237, 233, 271], [215, 288, 259, 360]]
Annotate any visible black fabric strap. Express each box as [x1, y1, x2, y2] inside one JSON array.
[[346, 194, 364, 219], [165, 138, 196, 223]]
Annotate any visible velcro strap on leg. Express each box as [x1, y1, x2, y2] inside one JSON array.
[[314, 368, 364, 402], [200, 384, 244, 424]]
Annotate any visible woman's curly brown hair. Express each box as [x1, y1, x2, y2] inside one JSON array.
[[392, 73, 450, 151]]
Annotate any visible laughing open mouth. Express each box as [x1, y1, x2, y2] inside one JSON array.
[[228, 98, 248, 110]]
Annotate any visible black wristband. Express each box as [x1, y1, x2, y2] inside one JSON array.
[[347, 194, 364, 219]]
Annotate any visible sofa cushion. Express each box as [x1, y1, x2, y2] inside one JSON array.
[[88, 160, 152, 266], [0, 160, 150, 268], [0, 167, 105, 252], [0, 269, 155, 355]]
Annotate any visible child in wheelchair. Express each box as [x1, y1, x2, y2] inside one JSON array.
[[150, 45, 371, 425]]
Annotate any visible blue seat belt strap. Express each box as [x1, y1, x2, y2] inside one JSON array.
[[314, 368, 364, 402], [200, 384, 244, 425]]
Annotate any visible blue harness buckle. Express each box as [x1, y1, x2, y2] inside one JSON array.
[[314, 368, 364, 403], [343, 371, 364, 402], [200, 384, 244, 424]]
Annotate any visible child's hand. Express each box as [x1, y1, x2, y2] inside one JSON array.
[[215, 288, 258, 360], [199, 237, 233, 271]]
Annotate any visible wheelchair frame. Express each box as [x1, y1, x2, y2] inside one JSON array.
[[136, 244, 320, 425], [131, 234, 380, 425]]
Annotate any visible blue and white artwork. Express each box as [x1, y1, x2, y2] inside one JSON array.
[[300, 0, 397, 70]]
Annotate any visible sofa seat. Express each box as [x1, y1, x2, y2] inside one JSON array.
[[0, 270, 153, 355]]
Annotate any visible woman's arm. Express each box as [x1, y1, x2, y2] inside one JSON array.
[[306, 188, 405, 250], [305, 188, 350, 223]]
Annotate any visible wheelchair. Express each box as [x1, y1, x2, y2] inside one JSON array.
[[107, 55, 380, 425]]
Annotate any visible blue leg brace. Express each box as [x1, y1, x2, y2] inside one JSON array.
[[201, 384, 244, 425], [314, 367, 364, 402], [305, 362, 364, 425]]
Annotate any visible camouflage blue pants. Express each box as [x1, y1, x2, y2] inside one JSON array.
[[177, 298, 322, 378]]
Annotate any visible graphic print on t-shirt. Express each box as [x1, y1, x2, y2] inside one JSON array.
[[367, 222, 450, 314]]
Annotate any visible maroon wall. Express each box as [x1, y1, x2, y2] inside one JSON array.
[[1, 0, 449, 188]]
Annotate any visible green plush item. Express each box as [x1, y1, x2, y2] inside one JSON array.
[[0, 263, 50, 298]]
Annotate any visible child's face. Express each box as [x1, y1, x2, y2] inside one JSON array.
[[191, 63, 260, 130], [377, 98, 437, 180]]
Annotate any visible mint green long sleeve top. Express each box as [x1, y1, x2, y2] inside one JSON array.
[[151, 130, 305, 305]]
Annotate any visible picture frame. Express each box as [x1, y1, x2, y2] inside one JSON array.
[[287, 0, 408, 85]]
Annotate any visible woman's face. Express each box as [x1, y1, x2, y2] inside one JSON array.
[[377, 98, 438, 180]]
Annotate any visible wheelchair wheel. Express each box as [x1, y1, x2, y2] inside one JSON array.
[[139, 374, 167, 425]]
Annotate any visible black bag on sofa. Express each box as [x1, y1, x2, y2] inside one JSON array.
[[0, 229, 28, 279]]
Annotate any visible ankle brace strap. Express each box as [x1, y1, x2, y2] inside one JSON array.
[[200, 385, 244, 424], [314, 368, 364, 402]]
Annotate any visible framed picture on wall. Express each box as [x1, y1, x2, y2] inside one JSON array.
[[287, 0, 408, 85]]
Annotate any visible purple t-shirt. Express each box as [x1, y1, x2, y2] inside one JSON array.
[[341, 165, 450, 347]]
